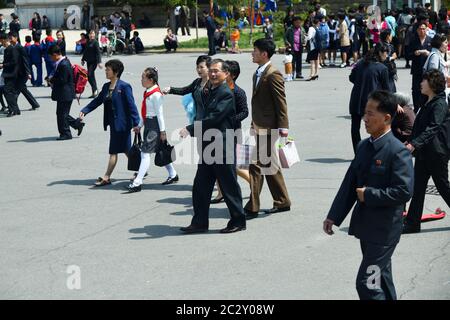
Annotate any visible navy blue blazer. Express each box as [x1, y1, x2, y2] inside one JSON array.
[[50, 58, 75, 102], [81, 80, 140, 132], [327, 132, 414, 246]]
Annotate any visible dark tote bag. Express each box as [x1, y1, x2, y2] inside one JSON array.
[[155, 140, 176, 167], [128, 133, 142, 171]]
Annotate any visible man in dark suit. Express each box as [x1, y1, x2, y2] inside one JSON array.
[[48, 45, 84, 141], [323, 90, 414, 300], [179, 59, 246, 234], [0, 32, 21, 117], [9, 32, 41, 111], [245, 38, 291, 218], [204, 10, 216, 56]]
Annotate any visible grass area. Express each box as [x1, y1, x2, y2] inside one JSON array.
[[150, 27, 285, 50]]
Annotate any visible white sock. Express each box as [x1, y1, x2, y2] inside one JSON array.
[[165, 163, 177, 178], [134, 152, 151, 186]]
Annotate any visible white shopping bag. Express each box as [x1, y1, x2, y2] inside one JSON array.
[[278, 139, 300, 169]]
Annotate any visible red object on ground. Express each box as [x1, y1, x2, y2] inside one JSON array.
[[403, 208, 446, 222]]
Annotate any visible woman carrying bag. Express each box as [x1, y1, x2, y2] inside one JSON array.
[[79, 59, 140, 187], [127, 67, 178, 193]]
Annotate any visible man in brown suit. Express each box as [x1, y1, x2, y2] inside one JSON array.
[[245, 38, 291, 218]]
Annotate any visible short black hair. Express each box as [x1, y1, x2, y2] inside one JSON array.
[[105, 59, 125, 78], [423, 69, 446, 94], [133, 31, 139, 36], [380, 29, 391, 42], [367, 90, 398, 120], [48, 45, 62, 56], [209, 58, 230, 73], [46, 28, 52, 36], [25, 35, 32, 43], [225, 60, 240, 80], [196, 55, 211, 66], [253, 38, 276, 58], [431, 33, 447, 49], [292, 16, 302, 23], [8, 31, 18, 39]]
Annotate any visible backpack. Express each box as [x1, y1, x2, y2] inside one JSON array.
[[314, 27, 323, 50], [72, 64, 89, 103]]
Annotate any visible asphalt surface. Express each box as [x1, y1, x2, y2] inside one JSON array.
[[0, 52, 449, 299]]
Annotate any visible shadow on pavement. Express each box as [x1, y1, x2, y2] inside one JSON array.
[[306, 158, 352, 164], [157, 197, 192, 207], [336, 115, 352, 120], [416, 226, 450, 234], [8, 136, 60, 143], [128, 225, 222, 239]]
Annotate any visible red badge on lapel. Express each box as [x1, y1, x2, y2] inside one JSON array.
[[375, 160, 382, 166]]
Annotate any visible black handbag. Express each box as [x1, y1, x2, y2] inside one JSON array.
[[127, 133, 142, 171], [155, 140, 176, 167]]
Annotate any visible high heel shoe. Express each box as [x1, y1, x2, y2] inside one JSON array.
[[312, 75, 319, 80]]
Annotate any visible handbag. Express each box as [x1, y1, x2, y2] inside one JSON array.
[[127, 133, 142, 171], [278, 138, 300, 169], [155, 140, 176, 167]]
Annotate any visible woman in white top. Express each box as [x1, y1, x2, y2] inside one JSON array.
[[423, 33, 450, 96], [127, 67, 178, 192], [306, 17, 321, 81]]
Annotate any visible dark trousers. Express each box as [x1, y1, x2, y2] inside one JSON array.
[[4, 78, 20, 113], [245, 134, 291, 212], [45, 60, 55, 78], [83, 14, 90, 32], [293, 50, 303, 77], [406, 153, 450, 227], [56, 100, 78, 138], [208, 33, 216, 56], [19, 78, 40, 109], [31, 62, 43, 86], [0, 87, 7, 110], [175, 16, 181, 35], [87, 63, 98, 93], [164, 39, 178, 51], [351, 114, 362, 154], [412, 73, 427, 113], [356, 241, 397, 300], [180, 19, 190, 35], [192, 163, 246, 229]]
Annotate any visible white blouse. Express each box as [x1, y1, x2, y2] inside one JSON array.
[[141, 85, 165, 131]]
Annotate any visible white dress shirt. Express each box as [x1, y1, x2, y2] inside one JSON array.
[[140, 85, 165, 131], [255, 60, 272, 87]]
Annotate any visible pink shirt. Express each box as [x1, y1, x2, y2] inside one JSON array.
[[293, 28, 301, 52]]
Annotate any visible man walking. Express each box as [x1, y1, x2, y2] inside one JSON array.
[[179, 59, 246, 234], [0, 32, 21, 117], [244, 39, 291, 218], [48, 45, 84, 141], [180, 4, 191, 36], [323, 90, 414, 300]]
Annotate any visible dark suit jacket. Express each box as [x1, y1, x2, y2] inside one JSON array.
[[50, 58, 75, 102], [186, 81, 236, 161], [1, 45, 20, 79], [81, 80, 140, 132], [251, 63, 289, 131], [82, 39, 102, 64], [233, 84, 248, 130], [327, 132, 414, 246], [407, 35, 432, 76], [411, 91, 450, 157], [349, 60, 390, 116]]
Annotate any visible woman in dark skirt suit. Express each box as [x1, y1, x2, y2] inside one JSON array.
[[82, 30, 102, 98], [79, 59, 140, 186]]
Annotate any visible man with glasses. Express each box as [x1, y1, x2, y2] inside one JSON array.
[[179, 59, 246, 234]]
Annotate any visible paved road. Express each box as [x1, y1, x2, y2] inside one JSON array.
[[0, 53, 449, 299]]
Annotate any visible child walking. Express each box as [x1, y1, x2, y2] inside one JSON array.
[[127, 67, 179, 193]]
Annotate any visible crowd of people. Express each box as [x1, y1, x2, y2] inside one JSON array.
[[1, 2, 450, 301]]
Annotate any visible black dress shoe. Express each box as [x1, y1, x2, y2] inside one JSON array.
[[126, 183, 142, 193], [244, 209, 259, 220], [77, 122, 85, 136], [162, 174, 179, 185], [210, 196, 224, 204], [56, 136, 72, 141], [402, 224, 421, 234], [220, 225, 246, 233], [180, 225, 208, 234], [263, 206, 290, 214]]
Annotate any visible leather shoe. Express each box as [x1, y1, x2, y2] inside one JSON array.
[[210, 196, 224, 204], [244, 208, 259, 220], [126, 183, 142, 193], [402, 224, 421, 234], [263, 206, 290, 214], [162, 174, 179, 185], [77, 122, 85, 136], [220, 225, 246, 233], [180, 225, 208, 234]]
